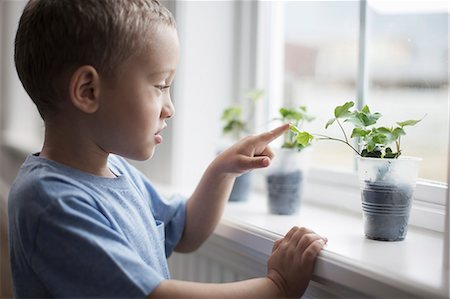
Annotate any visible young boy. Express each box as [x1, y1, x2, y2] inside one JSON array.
[[9, 0, 327, 298]]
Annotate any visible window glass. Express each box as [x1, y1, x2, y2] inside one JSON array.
[[282, 1, 360, 172], [366, 1, 448, 182], [282, 1, 448, 183]]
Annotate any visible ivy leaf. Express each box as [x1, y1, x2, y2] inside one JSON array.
[[374, 127, 396, 144], [347, 109, 381, 127], [288, 125, 314, 150], [289, 124, 302, 135], [397, 119, 422, 128], [391, 127, 406, 139], [370, 132, 387, 145], [280, 107, 314, 122], [245, 89, 264, 103], [363, 111, 381, 126], [351, 128, 370, 138], [325, 118, 335, 129], [361, 105, 370, 113], [221, 107, 241, 121], [365, 139, 377, 153], [222, 106, 245, 135], [334, 101, 354, 118], [345, 112, 365, 127], [298, 106, 316, 122], [223, 119, 245, 134], [296, 131, 314, 146]]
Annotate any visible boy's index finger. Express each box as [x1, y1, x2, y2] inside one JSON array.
[[258, 123, 290, 144]]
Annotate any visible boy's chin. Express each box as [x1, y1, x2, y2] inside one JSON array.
[[122, 146, 156, 161]]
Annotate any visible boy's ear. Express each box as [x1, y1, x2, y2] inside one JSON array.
[[69, 65, 101, 113]]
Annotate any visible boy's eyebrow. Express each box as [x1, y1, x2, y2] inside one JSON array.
[[149, 69, 176, 76]]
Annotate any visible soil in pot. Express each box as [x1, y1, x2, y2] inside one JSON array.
[[361, 181, 414, 241], [266, 170, 303, 215]]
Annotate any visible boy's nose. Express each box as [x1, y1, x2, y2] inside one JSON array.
[[162, 96, 175, 119]]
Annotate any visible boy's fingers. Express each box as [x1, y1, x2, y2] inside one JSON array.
[[257, 123, 290, 144], [272, 239, 282, 253], [258, 146, 275, 160], [302, 239, 326, 266], [296, 233, 325, 255], [284, 226, 311, 241], [241, 156, 271, 169]]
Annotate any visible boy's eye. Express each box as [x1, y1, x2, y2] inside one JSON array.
[[155, 85, 170, 91]]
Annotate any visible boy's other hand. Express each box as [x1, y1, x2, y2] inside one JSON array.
[[266, 227, 327, 298], [214, 123, 290, 176]]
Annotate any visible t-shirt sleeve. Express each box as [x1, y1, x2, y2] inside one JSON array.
[[30, 196, 163, 298]]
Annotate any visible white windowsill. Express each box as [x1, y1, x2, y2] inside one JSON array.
[[215, 193, 448, 298]]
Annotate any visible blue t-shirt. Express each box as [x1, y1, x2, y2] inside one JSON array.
[[8, 154, 187, 298]]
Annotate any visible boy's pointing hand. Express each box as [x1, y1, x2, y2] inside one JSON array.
[[214, 123, 290, 176]]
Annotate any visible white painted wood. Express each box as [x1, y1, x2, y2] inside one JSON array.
[[214, 201, 448, 298]]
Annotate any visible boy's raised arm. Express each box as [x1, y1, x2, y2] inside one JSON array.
[[150, 226, 327, 299], [175, 124, 290, 253]]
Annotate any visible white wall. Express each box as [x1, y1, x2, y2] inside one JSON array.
[[1, 1, 43, 152]]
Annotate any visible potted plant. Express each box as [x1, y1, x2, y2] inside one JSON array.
[[221, 89, 263, 202], [315, 101, 423, 241], [266, 106, 314, 215]]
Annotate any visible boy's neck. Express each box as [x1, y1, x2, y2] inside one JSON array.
[[40, 120, 116, 178]]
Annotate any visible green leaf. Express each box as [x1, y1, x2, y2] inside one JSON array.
[[351, 128, 370, 138], [370, 133, 388, 145], [296, 131, 314, 146], [391, 127, 406, 139], [279, 107, 290, 118], [373, 127, 395, 144], [289, 124, 302, 135], [221, 107, 241, 121], [221, 106, 245, 136], [344, 112, 365, 127], [376, 127, 392, 134], [287, 125, 313, 150], [223, 119, 245, 134], [397, 119, 422, 127], [361, 105, 370, 113], [334, 101, 354, 118], [355, 110, 381, 127], [325, 118, 335, 129], [245, 89, 264, 102], [279, 106, 315, 124]]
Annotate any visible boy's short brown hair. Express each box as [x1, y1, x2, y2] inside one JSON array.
[[14, 0, 176, 119]]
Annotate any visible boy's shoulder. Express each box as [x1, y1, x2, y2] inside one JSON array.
[[12, 155, 122, 200], [9, 154, 96, 211], [9, 154, 145, 205]]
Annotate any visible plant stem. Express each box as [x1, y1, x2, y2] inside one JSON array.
[[314, 134, 362, 156], [336, 119, 349, 143]]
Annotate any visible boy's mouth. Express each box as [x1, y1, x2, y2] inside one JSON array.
[[154, 126, 166, 144]]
